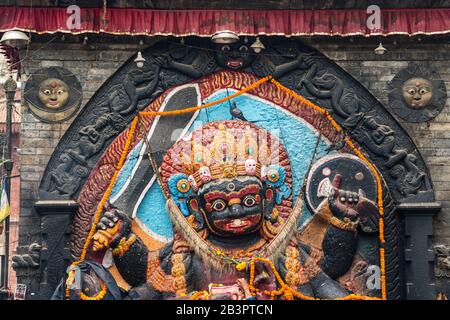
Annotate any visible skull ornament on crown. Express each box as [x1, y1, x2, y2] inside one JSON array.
[[198, 166, 211, 183], [245, 159, 258, 176]]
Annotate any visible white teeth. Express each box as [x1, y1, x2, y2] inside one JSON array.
[[231, 219, 244, 226]]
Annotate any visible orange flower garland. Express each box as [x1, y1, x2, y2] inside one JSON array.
[[79, 280, 108, 301], [65, 116, 139, 300], [139, 76, 272, 117], [68, 74, 388, 301], [271, 78, 387, 300]]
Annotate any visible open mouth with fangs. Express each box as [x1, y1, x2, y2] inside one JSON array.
[[213, 214, 261, 233], [226, 60, 244, 68]]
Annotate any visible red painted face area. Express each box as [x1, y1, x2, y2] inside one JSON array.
[[212, 214, 262, 234], [227, 60, 244, 69], [199, 178, 265, 236], [189, 199, 198, 212], [265, 189, 273, 202]]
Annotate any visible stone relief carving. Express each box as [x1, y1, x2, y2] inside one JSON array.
[[291, 57, 432, 201], [34, 37, 423, 299], [435, 244, 450, 278], [39, 38, 433, 205], [40, 56, 168, 198], [37, 41, 431, 200], [12, 243, 42, 269]]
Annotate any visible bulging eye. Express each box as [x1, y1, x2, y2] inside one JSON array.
[[243, 195, 256, 207], [212, 199, 226, 212], [176, 179, 191, 193], [408, 89, 415, 95], [239, 45, 249, 52], [221, 45, 231, 52], [57, 90, 64, 95], [419, 88, 428, 95], [43, 89, 51, 95]]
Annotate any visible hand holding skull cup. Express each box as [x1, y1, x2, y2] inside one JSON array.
[[327, 175, 361, 221]]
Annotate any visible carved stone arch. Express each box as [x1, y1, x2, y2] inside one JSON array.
[[37, 37, 435, 300]]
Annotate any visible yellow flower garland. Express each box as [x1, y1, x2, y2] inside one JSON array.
[[79, 280, 108, 301], [68, 74, 387, 301]]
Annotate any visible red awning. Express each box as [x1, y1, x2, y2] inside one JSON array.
[[0, 6, 450, 37]]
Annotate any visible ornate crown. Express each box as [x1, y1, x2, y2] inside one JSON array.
[[177, 123, 271, 190]]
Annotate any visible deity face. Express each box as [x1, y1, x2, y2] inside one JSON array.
[[196, 176, 265, 237], [215, 42, 254, 70], [38, 78, 69, 109], [402, 77, 433, 109]]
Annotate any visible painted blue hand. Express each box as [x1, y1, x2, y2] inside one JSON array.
[[275, 183, 291, 205], [175, 199, 190, 217]]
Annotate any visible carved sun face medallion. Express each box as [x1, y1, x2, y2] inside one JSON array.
[[38, 78, 69, 109], [388, 64, 447, 123], [402, 77, 433, 109], [24, 67, 82, 123]]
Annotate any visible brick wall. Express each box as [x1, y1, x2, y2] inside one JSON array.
[[17, 42, 137, 296], [17, 39, 450, 296]]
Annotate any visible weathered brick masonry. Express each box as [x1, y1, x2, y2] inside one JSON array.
[[18, 39, 450, 295]]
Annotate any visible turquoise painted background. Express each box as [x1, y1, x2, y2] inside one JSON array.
[[110, 89, 330, 242]]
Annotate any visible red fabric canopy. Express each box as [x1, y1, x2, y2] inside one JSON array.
[[0, 6, 450, 37]]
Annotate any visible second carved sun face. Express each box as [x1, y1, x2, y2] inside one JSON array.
[[402, 77, 433, 109]]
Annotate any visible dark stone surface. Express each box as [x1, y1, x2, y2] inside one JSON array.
[[34, 201, 78, 300], [38, 37, 435, 206], [397, 202, 441, 300]]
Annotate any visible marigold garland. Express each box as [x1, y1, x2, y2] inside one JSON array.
[[65, 116, 139, 299], [139, 76, 272, 117], [69, 74, 388, 301], [271, 78, 387, 300], [79, 280, 108, 301], [189, 291, 209, 300]]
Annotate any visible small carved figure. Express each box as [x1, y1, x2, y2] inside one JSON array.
[[98, 58, 163, 116], [297, 57, 367, 119], [390, 154, 426, 196], [351, 115, 407, 168]]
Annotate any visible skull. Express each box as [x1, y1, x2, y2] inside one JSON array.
[[198, 166, 211, 183], [188, 175, 198, 192], [245, 159, 257, 175]]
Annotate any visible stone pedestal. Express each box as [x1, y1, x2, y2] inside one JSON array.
[[397, 202, 441, 300], [35, 200, 78, 299]]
